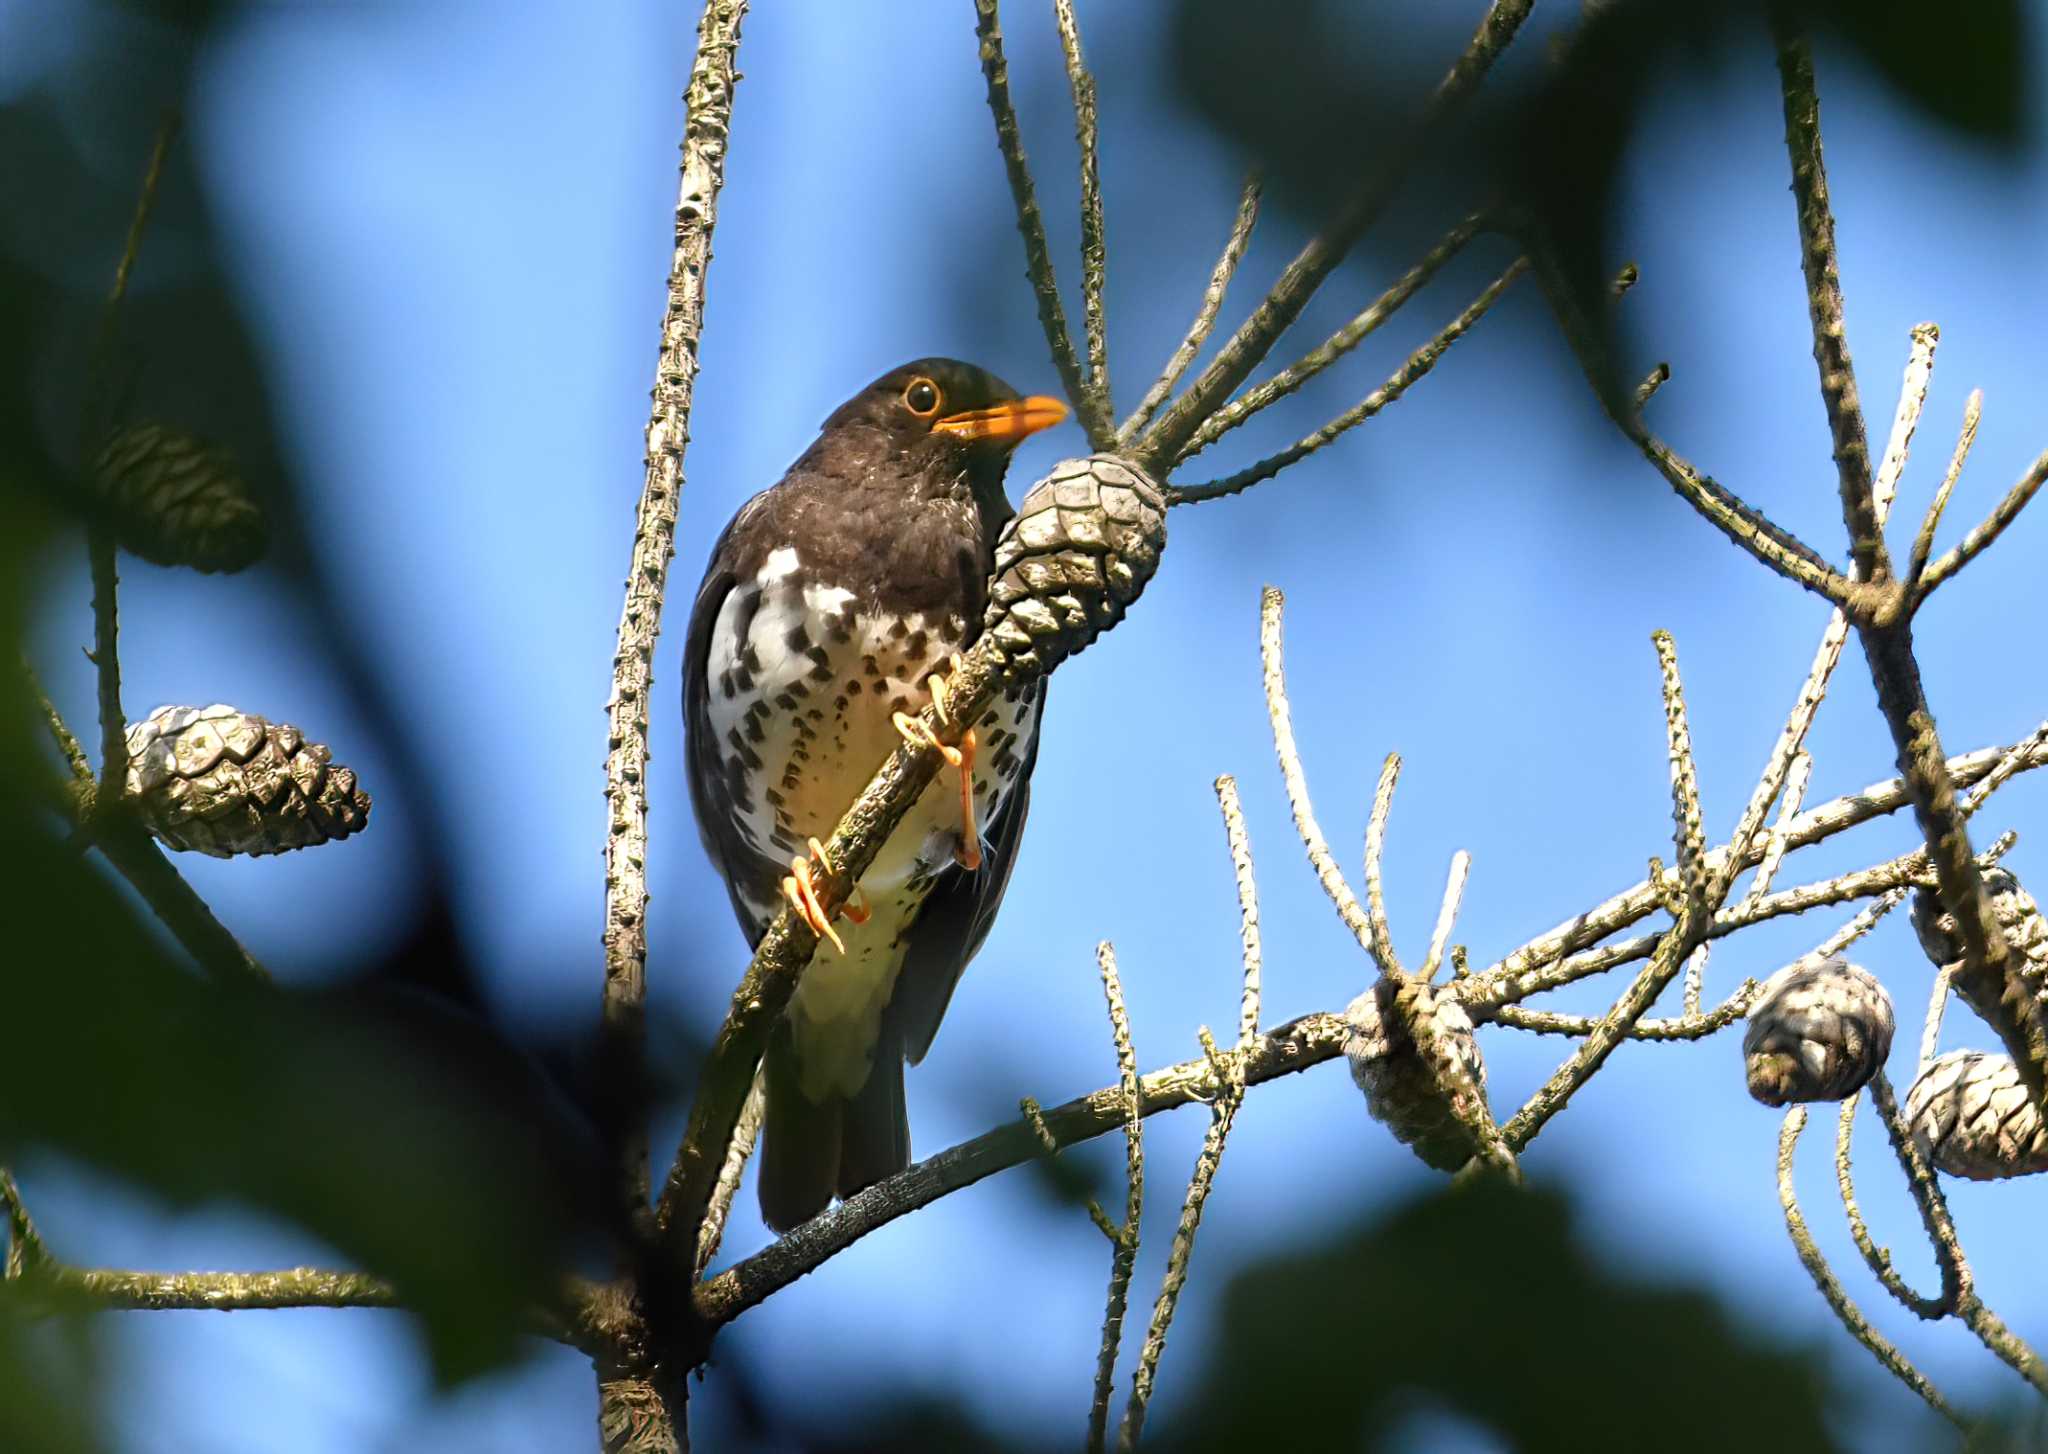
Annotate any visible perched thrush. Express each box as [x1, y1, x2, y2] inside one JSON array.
[[684, 359, 1067, 1231]]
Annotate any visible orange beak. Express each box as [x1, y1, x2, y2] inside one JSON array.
[[931, 394, 1069, 446]]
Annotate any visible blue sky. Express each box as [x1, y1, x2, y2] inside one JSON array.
[[15, 1, 2048, 1449]]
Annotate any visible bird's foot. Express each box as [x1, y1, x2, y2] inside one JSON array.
[[892, 655, 982, 871], [782, 839, 850, 954]]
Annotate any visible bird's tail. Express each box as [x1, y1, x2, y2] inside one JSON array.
[[758, 1023, 909, 1234]]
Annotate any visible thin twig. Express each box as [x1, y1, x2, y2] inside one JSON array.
[[1362, 753, 1404, 979], [1118, 174, 1261, 443], [1, 1170, 47, 1279], [1911, 447, 2048, 604], [1256, 586, 1374, 953], [1498, 633, 1712, 1150], [1775, 1107, 1961, 1425], [1773, 21, 1885, 584], [1492, 983, 1758, 1042], [1480, 832, 2009, 1018], [1834, 1094, 1946, 1319], [38, 1265, 401, 1314], [1421, 851, 1470, 984], [693, 1067, 764, 1278], [1458, 731, 2048, 1014], [693, 1012, 1347, 1330], [1688, 750, 1811, 1013], [1118, 1028, 1243, 1452], [1052, 0, 1109, 424], [1173, 218, 1481, 463], [972, 0, 1109, 444], [1525, 235, 1856, 610], [603, 0, 747, 1224], [1133, 0, 1537, 470], [24, 656, 91, 787], [1167, 258, 1526, 506], [1214, 776, 1262, 1046], [1869, 1073, 2048, 1397], [1903, 389, 1980, 592], [1085, 941, 1143, 1454], [1918, 967, 1952, 1073]]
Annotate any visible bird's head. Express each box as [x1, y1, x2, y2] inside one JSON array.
[[818, 358, 1069, 511]]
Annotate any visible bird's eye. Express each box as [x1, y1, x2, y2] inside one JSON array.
[[903, 378, 942, 417]]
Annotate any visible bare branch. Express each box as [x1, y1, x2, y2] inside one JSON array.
[[1256, 586, 1375, 954], [1421, 850, 1471, 984], [1459, 731, 2048, 1014], [1173, 218, 1481, 463], [1119, 1028, 1243, 1452], [1362, 753, 1405, 979], [1167, 258, 1526, 507], [1119, 175, 1261, 442], [1491, 983, 1757, 1042], [972, 0, 1110, 444], [1911, 447, 2048, 604], [1498, 634, 1714, 1149], [693, 1013, 1348, 1330], [1480, 832, 2009, 1017], [1133, 0, 1537, 470], [1633, 362, 1669, 410], [1085, 941, 1143, 1454], [24, 656, 91, 787], [693, 1067, 764, 1278], [1835, 1094, 1946, 1320], [1213, 776, 1263, 1045], [1773, 20, 1886, 583], [1625, 429, 1855, 606], [1903, 389, 1980, 592], [1, 1170, 46, 1279], [40, 1265, 399, 1315], [604, 0, 748, 1222], [1775, 1107, 1962, 1425], [1052, 0, 1109, 422], [1870, 1074, 2048, 1397]]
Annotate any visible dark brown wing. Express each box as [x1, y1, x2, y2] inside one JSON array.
[[889, 688, 1043, 1065], [682, 496, 783, 947]]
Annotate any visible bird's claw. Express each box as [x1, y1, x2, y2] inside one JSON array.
[[783, 837, 864, 954], [893, 656, 983, 871]]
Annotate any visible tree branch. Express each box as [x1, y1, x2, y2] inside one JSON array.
[[691, 1012, 1347, 1330], [1775, 1107, 1961, 1426], [1118, 174, 1261, 443], [603, 0, 748, 1226], [1457, 731, 2048, 1014], [1132, 0, 1536, 471], [1171, 217, 1481, 464], [1910, 447, 2048, 604], [1772, 20, 1885, 584], [1052, 0, 1110, 425], [972, 0, 1111, 445], [1164, 258, 1524, 506]]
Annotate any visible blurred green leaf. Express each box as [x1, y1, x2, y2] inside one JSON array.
[[1158, 1179, 1843, 1453]]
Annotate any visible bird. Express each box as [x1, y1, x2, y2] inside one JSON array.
[[683, 358, 1068, 1232]]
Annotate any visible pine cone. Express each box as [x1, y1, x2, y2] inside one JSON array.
[[1912, 870, 2048, 1011], [1342, 977, 1490, 1172], [1742, 957, 1895, 1105], [125, 704, 371, 858], [983, 454, 1166, 681], [92, 422, 267, 573], [1902, 1050, 2048, 1181]]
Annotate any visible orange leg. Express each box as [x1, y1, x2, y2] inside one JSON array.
[[781, 842, 846, 954], [781, 839, 868, 952], [806, 837, 871, 925], [892, 654, 982, 871]]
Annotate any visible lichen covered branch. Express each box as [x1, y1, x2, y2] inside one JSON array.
[[603, 0, 748, 1221]]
